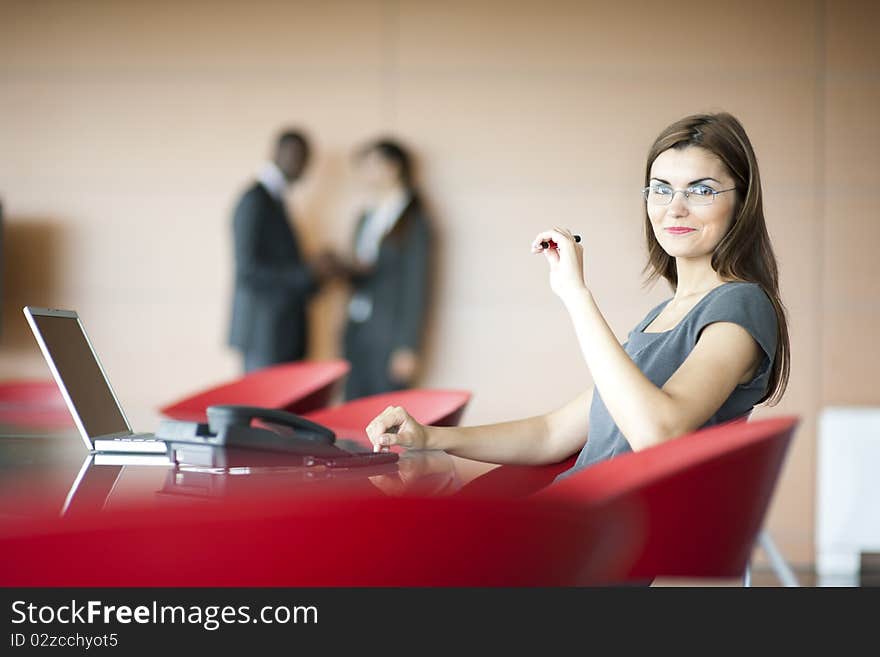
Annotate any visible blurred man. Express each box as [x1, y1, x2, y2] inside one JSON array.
[[228, 130, 333, 373]]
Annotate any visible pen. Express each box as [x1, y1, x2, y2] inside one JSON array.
[[540, 235, 581, 249]]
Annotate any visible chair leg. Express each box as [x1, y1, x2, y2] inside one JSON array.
[[757, 530, 799, 587]]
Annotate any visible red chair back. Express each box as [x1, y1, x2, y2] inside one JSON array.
[[304, 388, 471, 447], [534, 416, 798, 581], [159, 360, 350, 422], [0, 379, 73, 428], [457, 416, 756, 500]]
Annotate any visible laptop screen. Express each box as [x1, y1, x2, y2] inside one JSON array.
[[29, 312, 129, 439]]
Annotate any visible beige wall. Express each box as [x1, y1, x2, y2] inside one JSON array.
[[1, 0, 878, 566]]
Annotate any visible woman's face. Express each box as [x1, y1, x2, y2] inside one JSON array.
[[358, 150, 401, 192], [647, 145, 738, 260]]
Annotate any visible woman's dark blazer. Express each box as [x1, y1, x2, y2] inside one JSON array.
[[344, 196, 432, 394]]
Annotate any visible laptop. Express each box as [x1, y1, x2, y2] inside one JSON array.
[[23, 306, 169, 455]]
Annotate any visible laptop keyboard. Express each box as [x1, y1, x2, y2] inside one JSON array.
[[94, 435, 168, 454]]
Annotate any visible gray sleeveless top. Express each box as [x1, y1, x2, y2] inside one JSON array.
[[555, 282, 778, 482]]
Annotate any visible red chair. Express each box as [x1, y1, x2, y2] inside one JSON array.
[[0, 379, 73, 428], [460, 416, 797, 583], [159, 360, 350, 422], [303, 388, 472, 449]]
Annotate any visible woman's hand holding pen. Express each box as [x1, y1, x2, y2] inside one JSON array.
[[366, 405, 429, 452], [531, 227, 587, 300]]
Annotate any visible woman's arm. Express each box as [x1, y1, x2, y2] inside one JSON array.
[[366, 387, 593, 466], [533, 229, 760, 450], [563, 290, 758, 448]]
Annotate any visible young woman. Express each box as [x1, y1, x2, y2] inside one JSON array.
[[365, 113, 790, 481]]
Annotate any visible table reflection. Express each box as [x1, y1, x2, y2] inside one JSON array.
[[0, 421, 477, 522]]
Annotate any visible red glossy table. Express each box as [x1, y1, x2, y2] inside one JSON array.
[[0, 421, 622, 587]]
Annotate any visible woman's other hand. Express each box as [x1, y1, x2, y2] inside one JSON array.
[[389, 348, 419, 384], [366, 405, 429, 452], [531, 227, 586, 299]]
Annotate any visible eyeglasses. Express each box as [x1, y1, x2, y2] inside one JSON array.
[[642, 183, 736, 206]]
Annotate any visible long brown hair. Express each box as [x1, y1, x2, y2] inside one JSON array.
[[642, 112, 790, 405]]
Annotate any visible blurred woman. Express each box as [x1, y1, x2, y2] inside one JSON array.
[[342, 139, 432, 400]]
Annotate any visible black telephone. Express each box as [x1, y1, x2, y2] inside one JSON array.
[[157, 405, 337, 456], [208, 405, 336, 445], [157, 405, 398, 468]]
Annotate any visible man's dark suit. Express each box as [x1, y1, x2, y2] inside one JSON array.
[[343, 196, 432, 399], [228, 182, 316, 372]]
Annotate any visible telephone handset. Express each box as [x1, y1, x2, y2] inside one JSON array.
[[157, 404, 340, 457], [206, 405, 335, 445], [158, 404, 399, 467]]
